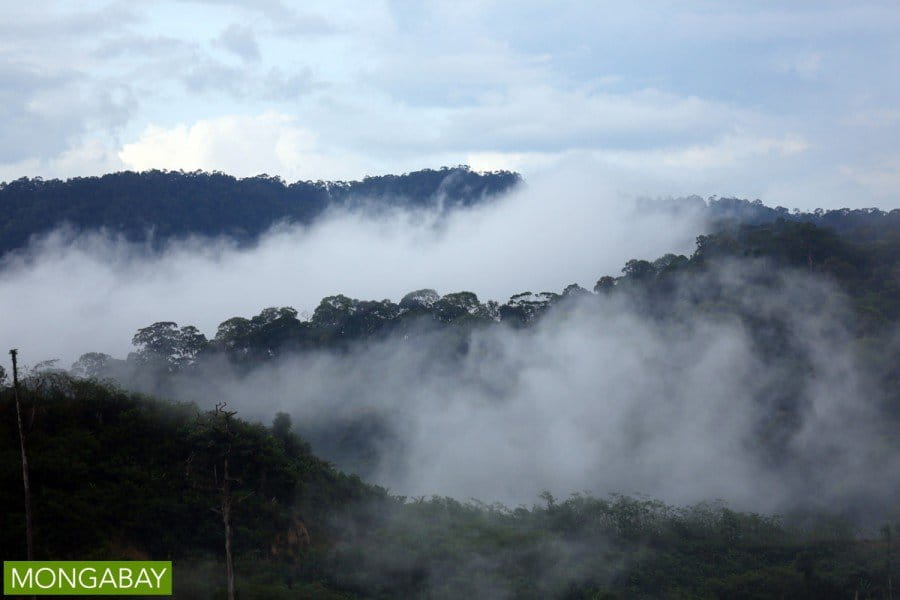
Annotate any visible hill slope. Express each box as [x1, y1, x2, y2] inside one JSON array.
[[0, 166, 521, 257], [1, 377, 895, 598]]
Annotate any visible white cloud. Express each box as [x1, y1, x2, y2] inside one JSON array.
[[118, 112, 367, 180], [602, 132, 809, 171], [466, 151, 554, 173], [437, 86, 746, 153], [0, 1, 898, 209], [0, 138, 125, 183], [462, 132, 813, 207], [0, 162, 707, 365]]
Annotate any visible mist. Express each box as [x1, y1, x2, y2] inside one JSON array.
[[3, 163, 894, 520], [0, 167, 705, 365], [160, 260, 898, 519]]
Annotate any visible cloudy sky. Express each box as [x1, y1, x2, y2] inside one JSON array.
[[2, 0, 899, 208]]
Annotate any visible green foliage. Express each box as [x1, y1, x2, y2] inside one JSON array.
[[324, 493, 895, 599], [66, 213, 900, 488], [1, 376, 896, 598], [0, 167, 522, 257], [131, 321, 208, 372], [7, 200, 900, 597], [89, 215, 899, 399], [0, 375, 378, 563]]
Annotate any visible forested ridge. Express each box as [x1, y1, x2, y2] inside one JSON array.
[[3, 199, 900, 598], [5, 0, 900, 597], [75, 212, 900, 409], [1, 376, 897, 598], [0, 166, 521, 257], [3, 163, 899, 264], [61, 210, 900, 512]]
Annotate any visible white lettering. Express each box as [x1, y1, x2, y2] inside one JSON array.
[[98, 568, 117, 587], [79, 567, 98, 588], [150, 567, 167, 588], [10, 568, 32, 589], [118, 567, 133, 589], [57, 567, 76, 588], [34, 567, 55, 589], [135, 568, 153, 587]]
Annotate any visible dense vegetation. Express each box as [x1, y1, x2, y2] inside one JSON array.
[[3, 163, 898, 266], [76, 210, 900, 422], [3, 194, 900, 597], [2, 377, 896, 599], [0, 166, 521, 256]]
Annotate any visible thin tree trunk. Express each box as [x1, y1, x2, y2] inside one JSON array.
[[223, 455, 235, 600], [213, 403, 238, 600], [10, 349, 34, 560], [888, 524, 894, 600]]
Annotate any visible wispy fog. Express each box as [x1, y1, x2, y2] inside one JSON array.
[[4, 165, 893, 518], [164, 262, 897, 518], [0, 168, 704, 365]]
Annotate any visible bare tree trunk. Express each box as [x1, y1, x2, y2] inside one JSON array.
[[213, 403, 238, 600], [10, 349, 34, 560], [223, 455, 235, 600], [887, 524, 894, 600]]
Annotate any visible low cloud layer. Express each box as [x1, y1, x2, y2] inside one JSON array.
[[2, 167, 895, 519], [0, 168, 704, 366], [164, 260, 899, 519]]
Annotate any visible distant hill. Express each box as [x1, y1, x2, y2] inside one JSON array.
[[0, 166, 522, 256], [644, 194, 900, 240]]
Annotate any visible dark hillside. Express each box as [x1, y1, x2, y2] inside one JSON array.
[[0, 166, 521, 256], [1, 377, 895, 598]]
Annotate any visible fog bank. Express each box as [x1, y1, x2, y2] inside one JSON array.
[[0, 168, 704, 365], [166, 261, 898, 516]]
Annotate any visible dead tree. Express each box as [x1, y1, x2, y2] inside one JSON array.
[[185, 402, 254, 599], [10, 349, 34, 560], [212, 402, 239, 600], [886, 524, 894, 600]]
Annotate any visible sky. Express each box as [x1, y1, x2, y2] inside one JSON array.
[[2, 1, 898, 513], [1, 0, 899, 209]]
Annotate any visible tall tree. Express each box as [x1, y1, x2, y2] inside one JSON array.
[[218, 403, 237, 600], [192, 402, 245, 600]]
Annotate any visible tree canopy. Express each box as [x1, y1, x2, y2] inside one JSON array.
[[0, 167, 522, 257]]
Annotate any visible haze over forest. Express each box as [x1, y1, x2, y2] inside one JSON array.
[[2, 166, 899, 597], [2, 2, 900, 598]]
